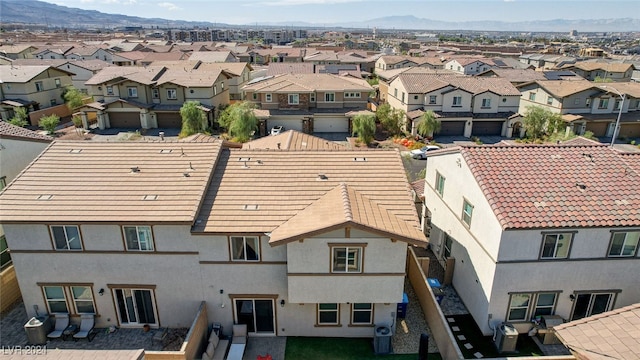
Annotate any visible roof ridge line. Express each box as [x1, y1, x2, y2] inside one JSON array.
[[340, 182, 353, 222]]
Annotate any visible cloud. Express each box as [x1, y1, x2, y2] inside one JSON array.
[[80, 0, 94, 3], [103, 0, 137, 4], [260, 0, 363, 5], [158, 2, 181, 11]]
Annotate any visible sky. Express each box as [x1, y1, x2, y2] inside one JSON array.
[[45, 0, 640, 25]]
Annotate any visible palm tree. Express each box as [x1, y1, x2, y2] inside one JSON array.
[[416, 110, 441, 138]]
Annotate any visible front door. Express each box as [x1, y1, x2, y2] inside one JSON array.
[[571, 292, 614, 321], [234, 299, 275, 335], [114, 288, 158, 326]]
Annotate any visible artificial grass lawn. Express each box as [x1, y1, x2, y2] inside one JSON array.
[[285, 337, 443, 360]]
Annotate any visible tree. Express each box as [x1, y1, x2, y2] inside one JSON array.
[[416, 110, 441, 138], [217, 101, 258, 143], [179, 101, 206, 137], [522, 105, 564, 140], [9, 107, 28, 127], [376, 103, 404, 136], [63, 86, 85, 110], [39, 114, 60, 135], [351, 114, 376, 145]]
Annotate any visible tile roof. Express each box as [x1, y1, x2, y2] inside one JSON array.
[[243, 130, 347, 150], [0, 141, 222, 223], [477, 68, 547, 83], [458, 144, 640, 229], [242, 73, 372, 93], [570, 62, 635, 73], [0, 121, 53, 142], [267, 63, 315, 76], [523, 80, 597, 98], [194, 149, 425, 242], [85, 65, 166, 85], [187, 51, 236, 63], [398, 73, 520, 96], [269, 183, 425, 246], [410, 179, 425, 199], [0, 65, 55, 83], [554, 303, 640, 360], [597, 82, 640, 98]]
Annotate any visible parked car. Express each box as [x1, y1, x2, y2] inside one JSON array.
[[271, 126, 284, 136], [410, 145, 441, 159]]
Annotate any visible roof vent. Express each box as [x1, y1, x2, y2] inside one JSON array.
[[354, 157, 367, 162], [238, 157, 251, 162], [183, 172, 190, 177], [243, 204, 259, 210], [37, 194, 53, 200], [277, 143, 281, 149], [317, 174, 328, 181], [130, 166, 140, 173], [69, 149, 82, 153], [255, 159, 263, 165], [576, 182, 587, 191], [159, 149, 172, 153], [143, 194, 158, 200], [582, 153, 594, 162]]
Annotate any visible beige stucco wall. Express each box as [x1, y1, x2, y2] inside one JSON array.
[[442, 90, 472, 112]]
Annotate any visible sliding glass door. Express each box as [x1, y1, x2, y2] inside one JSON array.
[[234, 299, 275, 334], [114, 288, 158, 326]]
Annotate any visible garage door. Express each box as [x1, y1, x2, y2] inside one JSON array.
[[156, 112, 182, 128], [109, 112, 140, 128], [313, 117, 349, 133], [437, 121, 465, 136], [585, 122, 609, 137], [619, 123, 640, 138], [268, 118, 304, 132], [472, 121, 503, 136]]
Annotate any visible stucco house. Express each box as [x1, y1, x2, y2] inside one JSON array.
[[0, 140, 426, 338], [422, 143, 640, 337], [13, 59, 114, 93], [444, 58, 493, 75], [561, 62, 635, 82]]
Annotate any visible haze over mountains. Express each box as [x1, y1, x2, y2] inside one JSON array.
[[2, 0, 639, 32]]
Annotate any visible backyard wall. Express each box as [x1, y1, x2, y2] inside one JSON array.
[[0, 265, 21, 312], [407, 247, 464, 360], [28, 104, 71, 126]]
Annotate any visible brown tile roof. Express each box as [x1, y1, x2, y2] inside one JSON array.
[[194, 149, 425, 243], [477, 68, 547, 83], [449, 58, 494, 67], [620, 153, 640, 175], [0, 65, 60, 83], [559, 137, 605, 146], [187, 51, 236, 63], [554, 303, 640, 360], [0, 121, 53, 142], [526, 80, 596, 98], [242, 73, 372, 93], [378, 55, 418, 66], [85, 65, 166, 86], [570, 62, 635, 73], [114, 51, 148, 61], [0, 141, 222, 223], [459, 144, 640, 229], [243, 130, 346, 150], [597, 82, 640, 99], [269, 183, 425, 246], [410, 179, 425, 200], [267, 63, 315, 76], [399, 74, 520, 96]]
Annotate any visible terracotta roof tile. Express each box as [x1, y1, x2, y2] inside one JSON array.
[[398, 73, 520, 96], [243, 73, 372, 93], [243, 130, 346, 150], [0, 122, 53, 142], [410, 179, 425, 199], [460, 144, 640, 229]]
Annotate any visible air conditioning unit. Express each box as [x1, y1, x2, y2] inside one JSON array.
[[373, 325, 392, 354], [494, 322, 518, 353]]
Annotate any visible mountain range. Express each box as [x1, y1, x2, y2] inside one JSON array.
[[2, 0, 639, 33]]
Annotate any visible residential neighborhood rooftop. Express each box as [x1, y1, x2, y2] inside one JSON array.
[[243, 130, 347, 150], [0, 121, 53, 142]]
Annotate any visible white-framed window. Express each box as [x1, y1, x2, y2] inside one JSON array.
[[43, 286, 69, 313], [221, 82, 224, 90], [461, 199, 473, 226], [325, 92, 335, 102], [533, 293, 557, 317], [529, 92, 536, 101], [429, 95, 437, 104], [310, 93, 316, 102], [35, 82, 44, 92], [50, 225, 82, 250], [608, 231, 639, 257], [586, 98, 591, 108], [127, 87, 138, 98], [317, 303, 339, 325], [0, 235, 12, 270], [435, 172, 445, 196], [481, 98, 491, 108], [288, 94, 299, 105], [214, 85, 218, 95], [614, 99, 621, 110], [107, 86, 115, 96], [507, 292, 558, 322], [230, 236, 260, 261], [598, 98, 609, 109], [167, 88, 177, 100], [394, 89, 398, 97], [71, 286, 96, 313], [452, 96, 462, 107], [571, 292, 615, 321], [351, 303, 372, 325], [266, 93, 272, 102], [123, 226, 154, 251], [547, 96, 553, 105], [152, 88, 159, 99], [344, 92, 361, 98], [540, 232, 572, 259], [54, 78, 61, 88], [331, 246, 362, 273]]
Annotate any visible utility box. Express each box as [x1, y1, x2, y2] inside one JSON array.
[[24, 316, 52, 345], [373, 325, 392, 354], [495, 322, 518, 353]]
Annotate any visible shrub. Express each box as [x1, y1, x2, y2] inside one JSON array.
[[39, 114, 60, 135]]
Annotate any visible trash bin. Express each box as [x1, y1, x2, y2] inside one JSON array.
[[427, 278, 444, 305], [396, 292, 409, 319], [24, 316, 52, 345], [427, 278, 441, 289]]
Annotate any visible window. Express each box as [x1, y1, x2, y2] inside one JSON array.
[[332, 246, 362, 273], [533, 293, 557, 317], [614, 99, 621, 110], [71, 286, 96, 313], [461, 199, 473, 226], [345, 92, 361, 98], [429, 95, 437, 104], [35, 82, 44, 92], [481, 98, 491, 108], [325, 92, 335, 102], [394, 88, 398, 97], [528, 92, 536, 101], [50, 225, 82, 250], [43, 286, 68, 313], [221, 82, 224, 90], [54, 78, 61, 88], [265, 93, 272, 102], [540, 233, 572, 259], [107, 86, 115, 96], [151, 88, 159, 99], [231, 236, 260, 261], [351, 303, 373, 325], [414, 95, 419, 100], [127, 87, 138, 98], [310, 93, 316, 102], [288, 94, 299, 105], [0, 235, 12, 270], [571, 292, 614, 321], [167, 89, 177, 100], [401, 92, 405, 103], [317, 303, 339, 325], [546, 96, 553, 105], [50, 99, 57, 106], [214, 85, 218, 95], [598, 98, 609, 109], [123, 226, 154, 251], [443, 234, 453, 259], [435, 172, 445, 196], [507, 292, 558, 322], [586, 98, 591, 108], [252, 93, 258, 100], [452, 96, 462, 107], [608, 231, 639, 257]]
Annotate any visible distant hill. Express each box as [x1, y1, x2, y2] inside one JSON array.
[[1, 0, 638, 32]]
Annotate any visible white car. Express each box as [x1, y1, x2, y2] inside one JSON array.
[[410, 145, 441, 159], [270, 126, 284, 136]]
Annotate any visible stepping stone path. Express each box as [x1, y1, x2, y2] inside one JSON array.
[[474, 352, 484, 358], [451, 326, 460, 331], [457, 335, 466, 340], [464, 343, 474, 350]]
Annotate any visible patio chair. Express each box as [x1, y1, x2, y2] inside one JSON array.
[[46, 313, 69, 340], [225, 324, 248, 360], [73, 314, 96, 342]]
